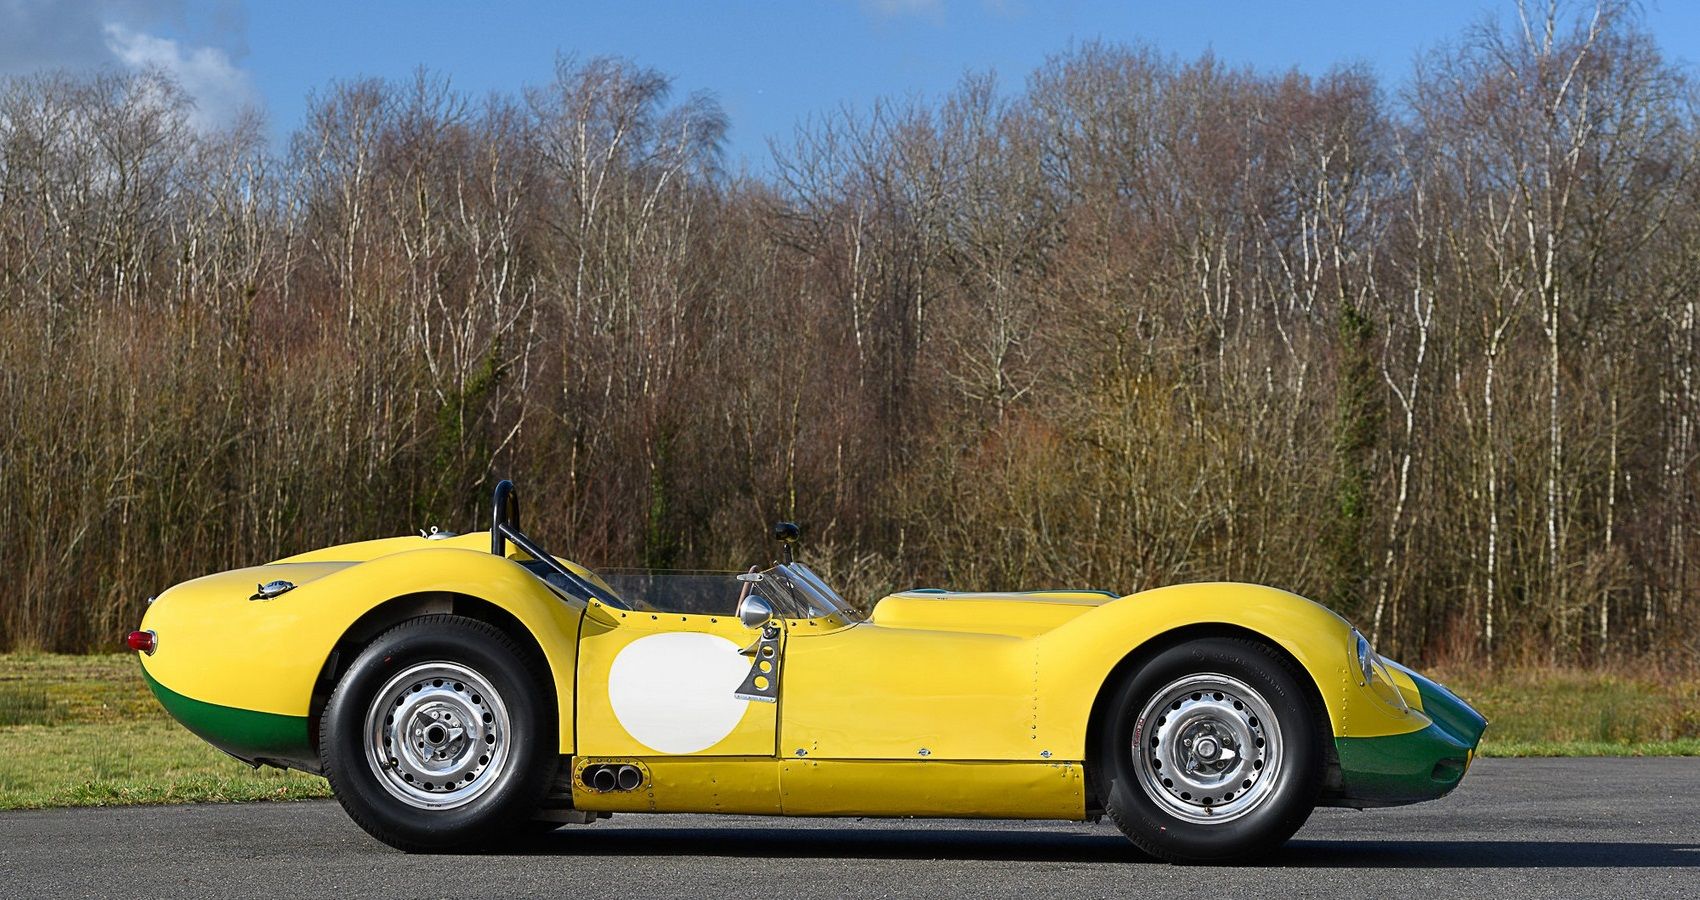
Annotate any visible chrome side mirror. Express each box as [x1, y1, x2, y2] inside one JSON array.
[[737, 594, 775, 630]]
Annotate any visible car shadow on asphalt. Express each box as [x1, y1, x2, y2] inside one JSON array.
[[1283, 839, 1700, 869], [509, 826, 1144, 863], [505, 827, 1700, 868]]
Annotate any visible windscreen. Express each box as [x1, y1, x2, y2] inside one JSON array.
[[579, 563, 861, 621], [758, 563, 862, 621]]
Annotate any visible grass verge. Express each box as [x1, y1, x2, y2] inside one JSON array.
[[0, 654, 328, 809], [1426, 665, 1700, 757], [1, 654, 1695, 809]]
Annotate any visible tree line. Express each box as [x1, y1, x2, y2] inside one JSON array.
[[2, 1, 1696, 665]]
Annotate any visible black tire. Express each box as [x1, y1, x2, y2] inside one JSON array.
[[1097, 636, 1322, 863], [319, 614, 558, 852]]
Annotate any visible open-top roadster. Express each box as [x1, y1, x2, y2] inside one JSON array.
[[130, 480, 1484, 862]]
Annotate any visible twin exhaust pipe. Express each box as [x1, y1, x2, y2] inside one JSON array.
[[583, 763, 643, 793]]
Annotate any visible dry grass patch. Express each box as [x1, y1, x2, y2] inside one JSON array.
[[0, 654, 328, 809], [1428, 665, 1700, 757]]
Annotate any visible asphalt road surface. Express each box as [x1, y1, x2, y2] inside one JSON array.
[[1, 758, 1695, 899]]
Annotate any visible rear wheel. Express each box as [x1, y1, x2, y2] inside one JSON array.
[[320, 615, 557, 851], [1099, 637, 1322, 863]]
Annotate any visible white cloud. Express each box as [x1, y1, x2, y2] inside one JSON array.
[[103, 22, 257, 130], [0, 2, 255, 132]]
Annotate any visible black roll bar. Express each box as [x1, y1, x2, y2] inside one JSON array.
[[489, 479, 604, 602], [491, 479, 521, 556]]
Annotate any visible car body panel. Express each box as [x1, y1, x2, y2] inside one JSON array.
[[569, 756, 781, 814], [138, 538, 586, 762], [574, 599, 779, 758], [778, 760, 1087, 818], [868, 590, 1115, 636], [135, 529, 1483, 818], [781, 620, 1034, 760], [564, 757, 1086, 819], [1027, 582, 1425, 749], [780, 581, 1431, 768], [1331, 661, 1488, 806], [140, 665, 311, 765]]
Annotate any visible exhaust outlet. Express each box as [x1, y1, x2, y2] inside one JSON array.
[[589, 766, 617, 792], [615, 765, 642, 792]]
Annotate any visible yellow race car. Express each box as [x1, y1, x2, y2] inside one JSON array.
[[130, 480, 1484, 862]]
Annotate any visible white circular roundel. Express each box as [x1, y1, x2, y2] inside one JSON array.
[[607, 632, 752, 754]]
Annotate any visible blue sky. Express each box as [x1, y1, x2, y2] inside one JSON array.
[[5, 1, 1698, 171]]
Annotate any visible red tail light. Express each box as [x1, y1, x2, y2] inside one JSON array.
[[126, 630, 157, 655]]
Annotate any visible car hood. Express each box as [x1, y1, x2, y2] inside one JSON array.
[[868, 589, 1118, 637]]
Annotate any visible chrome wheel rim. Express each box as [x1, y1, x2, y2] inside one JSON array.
[[1131, 673, 1282, 824], [363, 662, 511, 810]]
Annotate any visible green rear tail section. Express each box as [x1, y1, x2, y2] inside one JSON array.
[[141, 666, 316, 770]]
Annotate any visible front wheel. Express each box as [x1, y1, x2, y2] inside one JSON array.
[[1099, 637, 1323, 863], [320, 615, 557, 851]]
